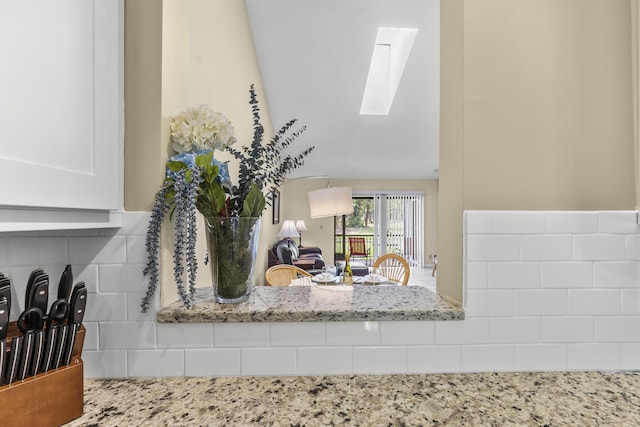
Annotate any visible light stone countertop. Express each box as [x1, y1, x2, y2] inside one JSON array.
[[157, 285, 464, 323], [65, 371, 640, 426]]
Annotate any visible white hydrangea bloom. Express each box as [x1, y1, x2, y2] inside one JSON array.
[[170, 105, 237, 154]]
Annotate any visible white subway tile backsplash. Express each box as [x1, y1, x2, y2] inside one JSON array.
[[573, 235, 626, 261], [620, 343, 640, 370], [520, 235, 572, 261], [326, 321, 380, 346], [466, 235, 520, 262], [594, 262, 640, 288], [488, 317, 540, 343], [83, 350, 127, 378], [540, 317, 594, 343], [627, 235, 640, 260], [157, 323, 214, 348], [73, 264, 99, 293], [407, 345, 461, 373], [515, 290, 568, 316], [568, 290, 621, 315], [128, 349, 184, 377], [242, 348, 297, 376], [465, 290, 515, 317], [297, 347, 353, 375], [598, 212, 639, 234], [0, 240, 7, 265], [622, 290, 640, 315], [185, 349, 242, 376], [435, 318, 489, 345], [595, 317, 640, 342], [69, 236, 127, 264], [493, 212, 546, 234], [100, 321, 157, 350], [466, 262, 488, 289], [85, 293, 127, 322], [83, 322, 99, 351], [214, 323, 270, 347], [99, 264, 147, 293], [487, 262, 540, 289], [270, 322, 326, 346], [514, 344, 566, 371], [3, 210, 640, 378], [567, 343, 620, 370], [353, 346, 407, 374], [546, 212, 598, 234], [119, 212, 151, 235], [541, 262, 593, 288], [380, 321, 435, 345], [465, 211, 494, 234], [126, 292, 160, 322], [7, 237, 68, 265], [126, 235, 147, 264], [460, 345, 513, 372]]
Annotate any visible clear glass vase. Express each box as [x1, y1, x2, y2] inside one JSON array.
[[205, 216, 261, 304]]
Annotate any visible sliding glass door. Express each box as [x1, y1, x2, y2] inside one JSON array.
[[334, 192, 425, 267]]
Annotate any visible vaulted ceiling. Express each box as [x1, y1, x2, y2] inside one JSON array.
[[245, 0, 440, 180]]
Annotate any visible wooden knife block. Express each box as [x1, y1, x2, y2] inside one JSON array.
[[0, 322, 85, 427]]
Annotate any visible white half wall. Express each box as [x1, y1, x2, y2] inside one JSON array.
[[0, 210, 637, 377]]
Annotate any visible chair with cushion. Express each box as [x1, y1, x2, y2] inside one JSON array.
[[265, 264, 312, 286], [372, 253, 410, 285]]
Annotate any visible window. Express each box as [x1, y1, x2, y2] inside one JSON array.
[[334, 192, 425, 267]]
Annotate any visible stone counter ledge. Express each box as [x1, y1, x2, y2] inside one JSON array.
[[157, 285, 465, 323]]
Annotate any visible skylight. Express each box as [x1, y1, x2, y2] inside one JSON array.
[[360, 27, 418, 115]]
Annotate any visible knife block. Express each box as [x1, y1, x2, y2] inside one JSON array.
[[0, 322, 85, 427]]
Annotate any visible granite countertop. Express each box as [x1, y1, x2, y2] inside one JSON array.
[[65, 371, 640, 426], [157, 285, 464, 323]]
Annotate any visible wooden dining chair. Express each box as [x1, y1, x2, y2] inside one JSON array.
[[265, 264, 312, 286], [372, 253, 410, 285]]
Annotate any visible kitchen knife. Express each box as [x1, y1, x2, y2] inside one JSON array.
[[5, 334, 22, 385], [40, 322, 59, 374], [57, 265, 73, 302], [62, 283, 87, 366], [0, 299, 8, 386], [16, 306, 44, 381], [0, 278, 11, 320]]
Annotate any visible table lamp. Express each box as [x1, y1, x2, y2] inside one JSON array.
[[295, 220, 308, 246]]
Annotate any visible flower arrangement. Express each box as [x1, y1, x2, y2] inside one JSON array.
[[141, 85, 314, 312]]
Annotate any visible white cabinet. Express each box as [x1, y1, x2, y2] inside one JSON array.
[[0, 0, 123, 231]]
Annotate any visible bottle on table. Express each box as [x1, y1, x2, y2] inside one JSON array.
[[343, 254, 353, 286]]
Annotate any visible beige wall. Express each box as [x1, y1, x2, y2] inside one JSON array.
[[438, 0, 636, 302], [125, 0, 281, 306], [281, 178, 438, 266]]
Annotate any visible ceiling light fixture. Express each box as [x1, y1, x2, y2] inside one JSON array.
[[360, 27, 418, 115]]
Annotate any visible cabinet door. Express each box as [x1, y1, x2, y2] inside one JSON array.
[[0, 1, 122, 217]]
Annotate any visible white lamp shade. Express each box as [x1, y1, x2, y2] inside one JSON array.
[[295, 220, 308, 232], [307, 186, 354, 218], [278, 220, 300, 238]]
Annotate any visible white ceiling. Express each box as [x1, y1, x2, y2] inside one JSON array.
[[245, 0, 440, 180]]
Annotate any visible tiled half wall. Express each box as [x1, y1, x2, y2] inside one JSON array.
[[0, 211, 637, 378]]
